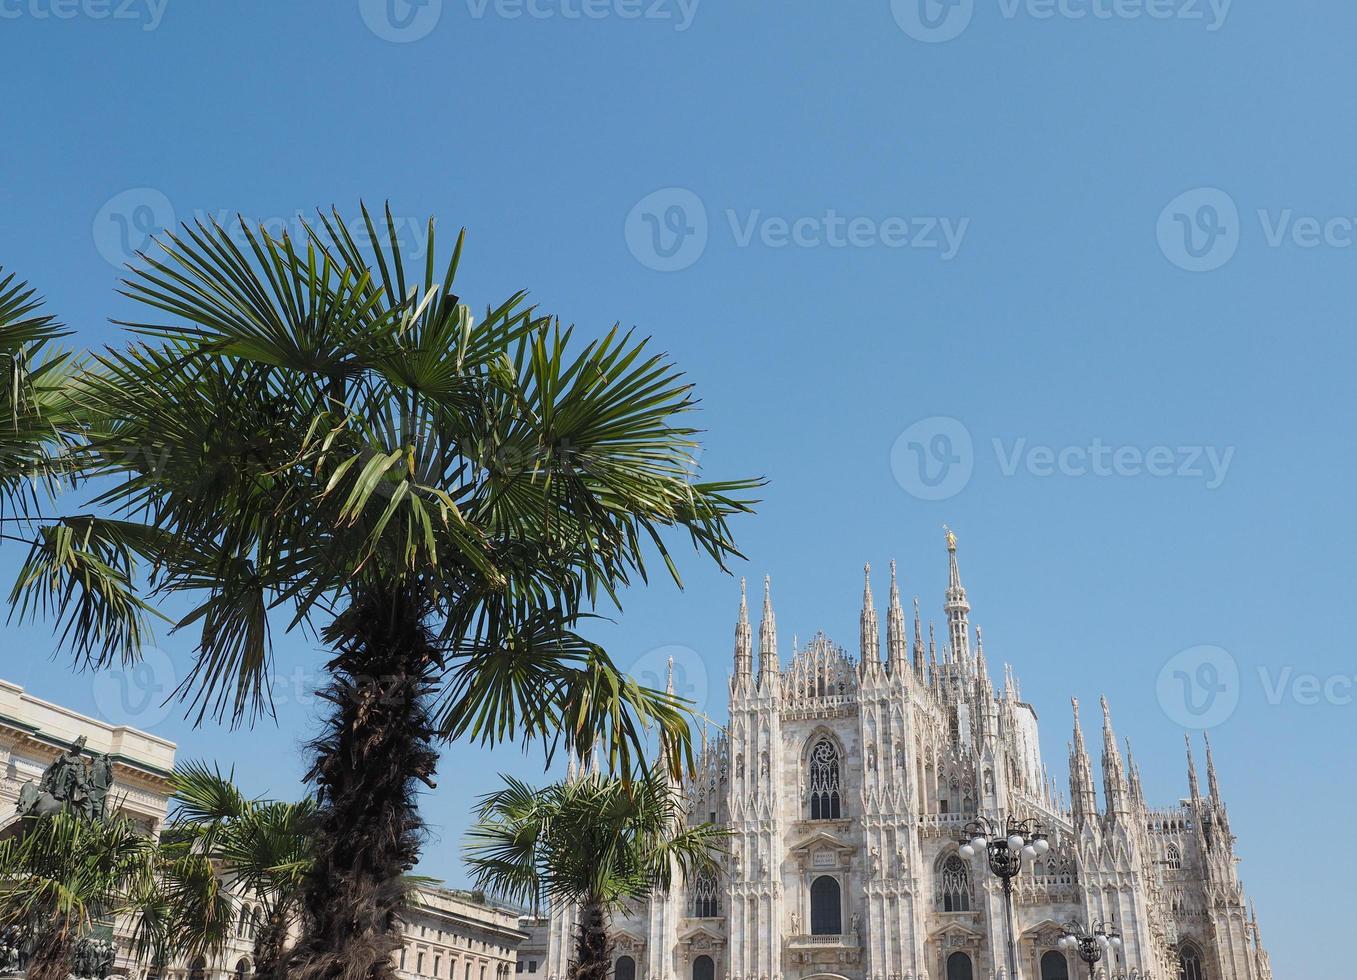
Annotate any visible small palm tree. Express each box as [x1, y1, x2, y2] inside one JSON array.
[[0, 811, 154, 980], [9, 207, 759, 978], [464, 767, 726, 980], [158, 763, 318, 979]]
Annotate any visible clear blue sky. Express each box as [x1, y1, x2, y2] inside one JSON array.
[[0, 1, 1343, 973]]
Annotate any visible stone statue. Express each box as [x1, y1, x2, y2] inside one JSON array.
[[790, 911, 800, 935], [16, 736, 114, 822]]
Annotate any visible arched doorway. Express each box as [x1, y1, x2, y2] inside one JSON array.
[[810, 875, 842, 935], [946, 952, 974, 980], [693, 954, 714, 980], [1040, 950, 1069, 980], [615, 956, 636, 980]]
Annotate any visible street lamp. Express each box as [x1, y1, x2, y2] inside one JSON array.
[[1058, 919, 1121, 980], [958, 815, 1049, 980]]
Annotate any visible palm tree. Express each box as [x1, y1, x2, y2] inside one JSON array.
[[158, 763, 318, 979], [0, 811, 154, 980], [8, 207, 760, 979], [0, 268, 78, 524], [464, 767, 726, 980]]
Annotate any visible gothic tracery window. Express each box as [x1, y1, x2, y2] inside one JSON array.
[[937, 853, 972, 912], [1167, 842, 1183, 869], [692, 865, 719, 917], [1179, 943, 1205, 980], [807, 738, 842, 819]]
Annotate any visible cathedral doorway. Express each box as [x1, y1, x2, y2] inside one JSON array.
[[810, 875, 842, 935], [1039, 951, 1069, 980], [945, 952, 973, 980], [615, 955, 636, 980], [693, 954, 714, 980]]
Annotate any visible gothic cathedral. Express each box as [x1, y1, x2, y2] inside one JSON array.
[[540, 532, 1271, 980]]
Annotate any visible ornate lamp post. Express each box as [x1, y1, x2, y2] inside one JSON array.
[[1058, 919, 1121, 980], [958, 815, 1049, 980]]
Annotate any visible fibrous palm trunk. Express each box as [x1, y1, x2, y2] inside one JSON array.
[[26, 916, 74, 980], [253, 905, 293, 979], [569, 902, 612, 980], [287, 589, 439, 980]]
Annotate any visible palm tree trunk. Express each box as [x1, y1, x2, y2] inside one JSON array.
[[26, 916, 75, 980], [287, 588, 439, 980], [569, 902, 612, 980], [253, 905, 293, 979]]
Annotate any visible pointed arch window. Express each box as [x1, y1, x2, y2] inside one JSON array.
[[807, 738, 842, 819], [692, 865, 719, 917], [1179, 943, 1205, 980], [1167, 842, 1183, 869], [937, 853, 971, 912]]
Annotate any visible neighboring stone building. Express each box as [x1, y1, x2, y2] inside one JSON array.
[[540, 533, 1273, 980], [0, 678, 176, 836], [0, 679, 528, 980]]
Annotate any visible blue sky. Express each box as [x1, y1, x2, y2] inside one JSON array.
[[0, 0, 1344, 972]]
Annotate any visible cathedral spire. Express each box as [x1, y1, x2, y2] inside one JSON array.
[[912, 596, 926, 677], [943, 525, 972, 668], [733, 577, 753, 680], [1125, 736, 1144, 806], [860, 563, 881, 666], [1185, 733, 1201, 802], [1069, 697, 1099, 828], [1204, 731, 1222, 802], [927, 622, 939, 689], [1100, 695, 1129, 818], [886, 560, 907, 673], [758, 575, 779, 685]]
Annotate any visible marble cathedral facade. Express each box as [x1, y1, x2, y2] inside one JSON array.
[[539, 533, 1272, 980]]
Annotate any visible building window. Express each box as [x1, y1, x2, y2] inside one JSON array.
[[615, 955, 636, 980], [693, 955, 714, 980], [418, 952, 426, 975], [810, 875, 842, 935], [692, 865, 720, 917], [435, 955, 442, 977], [938, 854, 971, 912], [807, 738, 842, 819], [234, 959, 251, 980], [1039, 951, 1069, 980], [529, 962, 538, 973], [189, 958, 207, 980], [1167, 843, 1183, 869], [1179, 943, 1205, 980], [946, 952, 974, 980]]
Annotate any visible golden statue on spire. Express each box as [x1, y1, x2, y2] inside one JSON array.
[[944, 524, 957, 552]]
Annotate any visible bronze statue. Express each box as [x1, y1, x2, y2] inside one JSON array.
[[16, 736, 115, 822]]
